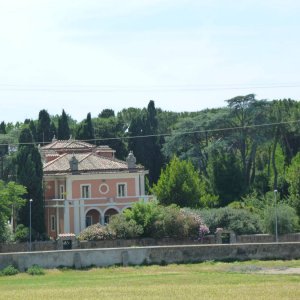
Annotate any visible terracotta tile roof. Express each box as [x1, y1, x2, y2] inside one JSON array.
[[97, 145, 115, 151], [43, 152, 143, 175], [46, 153, 60, 157], [41, 139, 96, 151]]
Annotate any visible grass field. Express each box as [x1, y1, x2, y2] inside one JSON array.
[[0, 260, 300, 299]]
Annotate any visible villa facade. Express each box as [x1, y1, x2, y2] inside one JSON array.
[[41, 138, 150, 239]]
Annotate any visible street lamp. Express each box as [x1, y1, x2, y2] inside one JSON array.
[[29, 199, 33, 251], [274, 190, 278, 243]]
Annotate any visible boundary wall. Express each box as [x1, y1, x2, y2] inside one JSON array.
[[1, 242, 300, 271], [1, 233, 300, 253]]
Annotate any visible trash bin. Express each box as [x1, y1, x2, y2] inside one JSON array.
[[62, 239, 72, 250]]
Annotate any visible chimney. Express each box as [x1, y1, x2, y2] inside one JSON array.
[[126, 151, 136, 169], [69, 155, 79, 174]]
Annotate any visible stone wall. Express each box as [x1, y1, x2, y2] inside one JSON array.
[[1, 233, 300, 253], [79, 236, 216, 249], [0, 237, 216, 253], [236, 233, 300, 243], [0, 241, 57, 253], [1, 242, 300, 271]]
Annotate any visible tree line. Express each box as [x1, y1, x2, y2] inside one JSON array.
[[1, 95, 300, 240]]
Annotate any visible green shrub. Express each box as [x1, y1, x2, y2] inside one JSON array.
[[197, 207, 262, 235], [263, 203, 299, 235], [27, 265, 45, 275], [122, 202, 204, 239], [1, 265, 19, 276], [14, 224, 29, 242], [123, 201, 162, 237], [108, 214, 143, 239], [77, 224, 116, 241]]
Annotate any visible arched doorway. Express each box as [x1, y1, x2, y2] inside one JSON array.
[[85, 209, 101, 227], [104, 208, 119, 224], [122, 207, 132, 213]]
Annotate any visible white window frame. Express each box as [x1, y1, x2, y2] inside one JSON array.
[[81, 184, 91, 199], [59, 184, 65, 199], [50, 215, 56, 232], [117, 183, 127, 198]]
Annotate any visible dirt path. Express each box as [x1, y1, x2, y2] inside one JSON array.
[[258, 267, 300, 274]]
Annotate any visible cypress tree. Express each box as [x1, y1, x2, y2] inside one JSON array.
[[0, 121, 6, 134], [86, 112, 94, 141], [29, 120, 37, 142], [128, 101, 164, 186], [0, 122, 7, 179], [144, 100, 164, 185], [128, 112, 146, 166], [50, 121, 57, 140], [57, 109, 70, 140], [36, 109, 52, 145], [16, 128, 45, 237], [75, 113, 95, 143]]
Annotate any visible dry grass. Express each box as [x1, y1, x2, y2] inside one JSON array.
[[1, 260, 300, 299]]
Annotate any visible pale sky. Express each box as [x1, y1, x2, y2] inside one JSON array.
[[1, 0, 300, 123]]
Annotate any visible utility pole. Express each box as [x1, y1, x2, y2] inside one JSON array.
[[274, 190, 278, 243], [29, 199, 33, 251]]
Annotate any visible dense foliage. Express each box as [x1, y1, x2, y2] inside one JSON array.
[[14, 224, 30, 242], [77, 202, 206, 240], [26, 265, 45, 276], [57, 109, 70, 140], [1, 96, 300, 239], [107, 214, 143, 239], [128, 101, 164, 185], [0, 180, 26, 242], [16, 128, 45, 236], [196, 207, 263, 235], [263, 204, 299, 234], [153, 156, 217, 208], [0, 265, 19, 276], [113, 202, 204, 239], [0, 215, 10, 243]]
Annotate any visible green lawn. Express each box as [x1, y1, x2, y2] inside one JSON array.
[[0, 260, 300, 299]]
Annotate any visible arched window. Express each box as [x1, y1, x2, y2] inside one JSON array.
[[85, 209, 101, 227]]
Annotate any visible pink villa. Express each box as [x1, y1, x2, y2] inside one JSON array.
[[41, 138, 151, 239]]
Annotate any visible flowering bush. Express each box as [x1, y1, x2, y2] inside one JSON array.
[[153, 205, 191, 238], [77, 203, 210, 241], [198, 224, 210, 242], [77, 224, 116, 241]]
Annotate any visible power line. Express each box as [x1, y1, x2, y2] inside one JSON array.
[[0, 119, 299, 147], [0, 83, 300, 93]]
